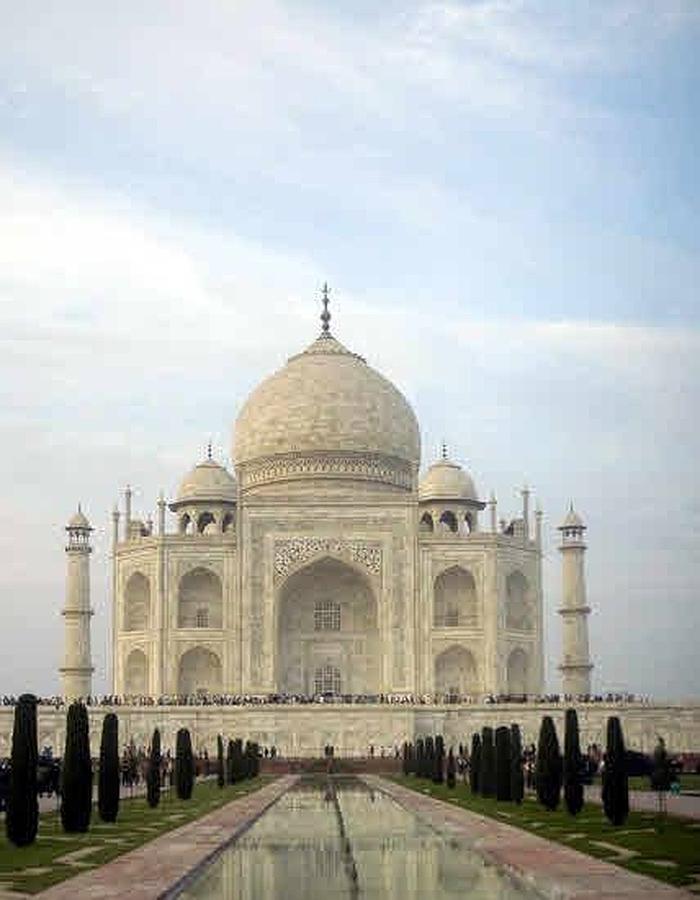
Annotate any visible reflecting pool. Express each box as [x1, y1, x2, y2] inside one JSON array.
[[177, 777, 539, 899]]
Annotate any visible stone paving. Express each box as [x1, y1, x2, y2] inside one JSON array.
[[368, 776, 695, 899], [34, 776, 296, 900]]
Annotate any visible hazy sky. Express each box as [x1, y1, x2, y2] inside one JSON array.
[[1, 1, 698, 699]]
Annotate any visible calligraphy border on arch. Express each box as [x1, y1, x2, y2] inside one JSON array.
[[273, 537, 382, 583]]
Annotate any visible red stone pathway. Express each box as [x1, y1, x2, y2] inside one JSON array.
[[368, 777, 695, 899], [35, 776, 296, 900]]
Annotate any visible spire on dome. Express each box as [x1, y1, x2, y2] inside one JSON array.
[[441, 441, 448, 461], [206, 439, 213, 462], [320, 283, 331, 337]]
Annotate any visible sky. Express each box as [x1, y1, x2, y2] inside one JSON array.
[[1, 0, 698, 700]]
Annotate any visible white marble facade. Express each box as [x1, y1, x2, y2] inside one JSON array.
[[111, 320, 545, 701]]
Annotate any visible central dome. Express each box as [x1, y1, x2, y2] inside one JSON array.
[[234, 333, 420, 492]]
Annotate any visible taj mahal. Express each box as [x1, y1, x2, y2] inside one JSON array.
[[2, 290, 697, 758], [63, 290, 590, 705]]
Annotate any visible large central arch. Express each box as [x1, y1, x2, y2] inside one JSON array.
[[277, 556, 379, 695]]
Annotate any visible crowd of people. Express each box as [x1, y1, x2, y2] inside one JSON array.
[[0, 691, 648, 708]]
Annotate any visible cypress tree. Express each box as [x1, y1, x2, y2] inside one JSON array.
[[446, 748, 456, 788], [6, 693, 39, 847], [433, 735, 445, 784], [175, 728, 194, 800], [424, 736, 435, 781], [480, 727, 495, 797], [146, 728, 161, 809], [602, 717, 629, 826], [564, 709, 584, 816], [98, 713, 119, 823], [402, 741, 410, 776], [469, 733, 481, 794], [535, 716, 562, 811], [416, 739, 424, 778], [495, 726, 512, 801], [232, 738, 244, 783], [217, 735, 225, 788], [510, 724, 524, 804], [226, 739, 234, 785], [61, 701, 92, 833]]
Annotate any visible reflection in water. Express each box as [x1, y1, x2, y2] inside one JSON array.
[[178, 777, 538, 899]]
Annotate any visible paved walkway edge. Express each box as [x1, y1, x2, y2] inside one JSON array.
[[36, 777, 297, 900], [366, 777, 695, 899]]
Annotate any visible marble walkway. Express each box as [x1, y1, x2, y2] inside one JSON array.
[[368, 776, 696, 899], [33, 776, 296, 900]]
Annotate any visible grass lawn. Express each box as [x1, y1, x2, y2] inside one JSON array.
[[621, 773, 700, 793], [0, 777, 271, 895], [392, 776, 700, 890]]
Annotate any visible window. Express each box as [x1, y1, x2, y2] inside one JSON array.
[[314, 665, 341, 695], [314, 599, 340, 631], [195, 607, 209, 628]]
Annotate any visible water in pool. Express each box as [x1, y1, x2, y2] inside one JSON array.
[[177, 777, 539, 899]]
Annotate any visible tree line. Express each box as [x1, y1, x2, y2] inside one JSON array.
[[5, 693, 260, 848], [401, 709, 631, 826]]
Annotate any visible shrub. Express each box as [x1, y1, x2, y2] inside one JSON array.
[[226, 739, 234, 785], [146, 728, 161, 809], [175, 728, 194, 800], [415, 739, 424, 778], [217, 735, 225, 788], [231, 738, 244, 783], [535, 716, 562, 811], [402, 742, 410, 776], [480, 727, 495, 797], [446, 748, 456, 788], [6, 694, 39, 847], [61, 702, 92, 833], [433, 735, 445, 784], [510, 724, 524, 804], [469, 733, 481, 794], [98, 713, 120, 822], [602, 717, 629, 826], [495, 726, 512, 801], [564, 708, 584, 816]]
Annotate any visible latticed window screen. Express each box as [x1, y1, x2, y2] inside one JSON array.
[[195, 607, 209, 628], [314, 665, 341, 695], [314, 599, 341, 631]]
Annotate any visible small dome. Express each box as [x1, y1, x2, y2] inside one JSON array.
[[419, 457, 478, 502], [68, 506, 91, 529], [560, 504, 584, 529], [175, 459, 237, 504], [233, 333, 420, 488]]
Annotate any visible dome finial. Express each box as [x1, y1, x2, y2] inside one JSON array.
[[441, 441, 448, 461], [320, 283, 331, 337], [206, 438, 213, 461]]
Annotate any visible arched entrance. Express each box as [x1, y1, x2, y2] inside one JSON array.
[[177, 647, 222, 695], [434, 645, 478, 697], [277, 556, 379, 696]]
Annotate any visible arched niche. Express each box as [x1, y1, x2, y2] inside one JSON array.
[[506, 648, 529, 695], [177, 647, 222, 695], [124, 648, 148, 694], [179, 513, 194, 535], [222, 512, 234, 533], [123, 572, 150, 632], [178, 567, 223, 629], [197, 511, 217, 534], [434, 645, 478, 696], [419, 512, 434, 533], [439, 510, 458, 533], [434, 566, 478, 627], [505, 571, 533, 630], [277, 556, 379, 696]]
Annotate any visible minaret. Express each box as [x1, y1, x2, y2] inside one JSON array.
[[59, 506, 94, 699], [557, 503, 593, 696]]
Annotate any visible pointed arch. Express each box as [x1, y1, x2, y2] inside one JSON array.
[[124, 648, 148, 694], [277, 555, 378, 695], [434, 566, 478, 627], [419, 512, 434, 533], [507, 647, 529, 695], [197, 511, 217, 534], [177, 647, 222, 695], [434, 645, 478, 697], [178, 567, 223, 628], [123, 572, 150, 632], [506, 571, 533, 630], [439, 510, 458, 533]]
